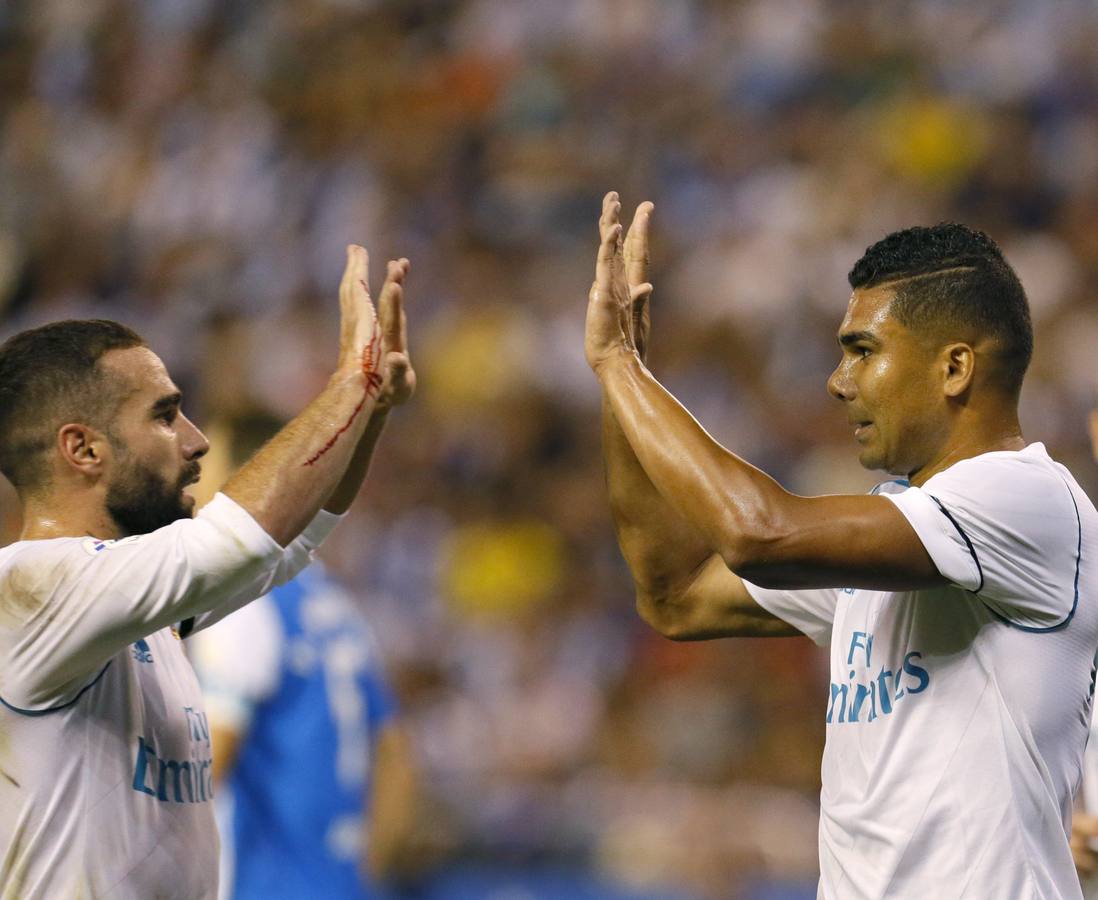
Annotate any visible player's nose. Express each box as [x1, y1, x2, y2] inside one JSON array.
[[827, 361, 853, 401], [180, 413, 210, 461]]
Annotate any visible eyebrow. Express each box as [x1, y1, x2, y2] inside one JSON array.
[[150, 391, 183, 416], [837, 330, 881, 348]]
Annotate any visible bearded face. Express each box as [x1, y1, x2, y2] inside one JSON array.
[[105, 447, 200, 537]]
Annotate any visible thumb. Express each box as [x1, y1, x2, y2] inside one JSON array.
[[386, 351, 410, 377]]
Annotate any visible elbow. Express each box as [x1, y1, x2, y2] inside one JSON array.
[[715, 514, 790, 587], [724, 545, 799, 591], [634, 587, 695, 641], [720, 548, 786, 589]]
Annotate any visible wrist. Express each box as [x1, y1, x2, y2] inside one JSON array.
[[329, 367, 369, 396], [328, 367, 388, 418], [369, 401, 393, 422], [594, 344, 641, 380]]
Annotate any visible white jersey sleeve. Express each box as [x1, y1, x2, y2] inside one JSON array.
[[0, 493, 285, 708], [188, 594, 283, 733], [741, 581, 837, 646], [884, 443, 1081, 629], [183, 508, 342, 636]]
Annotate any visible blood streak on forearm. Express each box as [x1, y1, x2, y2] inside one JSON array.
[[303, 327, 383, 467]]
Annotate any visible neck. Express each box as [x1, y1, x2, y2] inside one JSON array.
[[908, 411, 1025, 487], [19, 493, 121, 541]]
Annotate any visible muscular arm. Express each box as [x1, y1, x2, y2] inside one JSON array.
[[603, 395, 796, 639], [587, 194, 942, 624], [226, 252, 413, 540], [223, 370, 377, 545], [598, 349, 940, 592], [598, 201, 811, 639], [193, 259, 414, 629]]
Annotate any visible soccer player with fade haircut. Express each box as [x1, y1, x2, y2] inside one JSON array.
[[587, 192, 1098, 899], [0, 246, 415, 900]]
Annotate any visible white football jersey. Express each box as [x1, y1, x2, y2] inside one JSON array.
[[0, 494, 339, 899], [747, 443, 1098, 900]]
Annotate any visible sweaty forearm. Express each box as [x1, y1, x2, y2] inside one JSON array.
[[223, 369, 378, 545], [602, 395, 713, 597], [598, 350, 787, 569]]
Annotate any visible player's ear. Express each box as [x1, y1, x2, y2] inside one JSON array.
[[940, 342, 975, 399], [57, 424, 111, 477]]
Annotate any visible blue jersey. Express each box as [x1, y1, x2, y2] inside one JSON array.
[[192, 567, 397, 899]]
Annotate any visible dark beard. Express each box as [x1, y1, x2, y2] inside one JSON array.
[[106, 458, 198, 536]]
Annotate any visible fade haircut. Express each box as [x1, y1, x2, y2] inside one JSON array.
[[0, 320, 146, 491], [848, 224, 1033, 397]]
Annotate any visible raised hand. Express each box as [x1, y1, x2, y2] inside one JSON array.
[[338, 244, 386, 396], [623, 200, 654, 363], [375, 258, 416, 409], [586, 192, 654, 373]]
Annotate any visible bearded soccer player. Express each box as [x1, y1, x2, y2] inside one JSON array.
[[588, 193, 1098, 899], [0, 246, 414, 899]]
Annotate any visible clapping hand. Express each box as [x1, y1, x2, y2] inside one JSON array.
[[585, 192, 655, 373], [375, 258, 415, 410], [336, 247, 415, 409], [338, 245, 385, 391]]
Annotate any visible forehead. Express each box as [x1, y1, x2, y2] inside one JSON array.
[[838, 284, 901, 339], [98, 346, 178, 404]]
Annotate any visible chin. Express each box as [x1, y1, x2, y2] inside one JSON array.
[[857, 449, 893, 474]]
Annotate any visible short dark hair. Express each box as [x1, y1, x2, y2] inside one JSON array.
[[848, 224, 1033, 396], [0, 320, 146, 491]]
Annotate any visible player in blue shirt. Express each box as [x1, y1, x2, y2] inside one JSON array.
[[191, 565, 416, 899]]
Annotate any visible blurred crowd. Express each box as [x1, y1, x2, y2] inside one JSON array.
[[3, 1, 1098, 897]]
